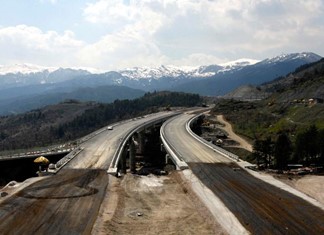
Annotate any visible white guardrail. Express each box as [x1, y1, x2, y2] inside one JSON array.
[[186, 114, 240, 161], [160, 116, 189, 170]]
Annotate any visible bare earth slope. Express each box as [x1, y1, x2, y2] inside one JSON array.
[[216, 115, 253, 152]]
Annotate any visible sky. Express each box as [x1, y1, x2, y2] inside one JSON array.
[[0, 0, 323, 70]]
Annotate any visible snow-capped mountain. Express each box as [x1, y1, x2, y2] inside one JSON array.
[[0, 63, 56, 75], [0, 57, 260, 82], [0, 58, 259, 91], [0, 52, 321, 102], [259, 52, 321, 65], [0, 63, 104, 75], [0, 66, 92, 88], [118, 59, 259, 79], [171, 52, 322, 96], [219, 58, 260, 72], [220, 58, 260, 67], [118, 65, 189, 80]]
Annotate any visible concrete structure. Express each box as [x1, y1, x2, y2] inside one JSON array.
[[107, 113, 179, 175]]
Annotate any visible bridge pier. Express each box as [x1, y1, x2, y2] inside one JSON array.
[[133, 131, 146, 155], [137, 132, 146, 155], [129, 139, 136, 173], [120, 148, 127, 174]]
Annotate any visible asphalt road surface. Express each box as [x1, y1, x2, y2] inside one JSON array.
[[163, 113, 232, 163], [0, 112, 176, 235], [163, 113, 324, 234]]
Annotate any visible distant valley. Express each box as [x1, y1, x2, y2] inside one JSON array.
[[0, 52, 321, 115]]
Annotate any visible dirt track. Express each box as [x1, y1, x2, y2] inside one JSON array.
[[215, 115, 253, 152], [189, 162, 324, 234]]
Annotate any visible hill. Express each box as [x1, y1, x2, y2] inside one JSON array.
[[223, 85, 270, 101], [223, 58, 324, 101], [0, 91, 202, 152], [262, 58, 324, 102], [210, 59, 324, 167], [0, 100, 98, 151], [212, 58, 324, 138], [0, 85, 145, 116]]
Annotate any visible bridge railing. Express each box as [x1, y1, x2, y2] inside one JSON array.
[[160, 116, 189, 170], [186, 114, 240, 162]]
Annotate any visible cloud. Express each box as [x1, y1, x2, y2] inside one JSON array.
[[81, 0, 170, 68], [0, 25, 84, 66], [77, 28, 167, 69], [39, 0, 58, 4], [171, 53, 226, 67], [1, 0, 324, 70], [80, 0, 324, 68]]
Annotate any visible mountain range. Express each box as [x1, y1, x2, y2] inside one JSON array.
[[0, 52, 321, 115]]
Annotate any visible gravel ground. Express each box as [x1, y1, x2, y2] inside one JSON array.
[[92, 172, 227, 235]]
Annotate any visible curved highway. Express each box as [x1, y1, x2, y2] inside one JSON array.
[[163, 113, 232, 163], [163, 113, 324, 234], [0, 111, 176, 235]]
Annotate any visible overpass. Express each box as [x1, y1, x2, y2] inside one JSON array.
[[105, 112, 180, 175]]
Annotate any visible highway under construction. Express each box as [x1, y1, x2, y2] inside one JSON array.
[[0, 110, 323, 234]]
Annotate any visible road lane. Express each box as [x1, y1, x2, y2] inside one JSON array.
[[163, 113, 324, 234], [163, 113, 231, 163]]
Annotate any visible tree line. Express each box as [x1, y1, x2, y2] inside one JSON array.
[[53, 91, 202, 140], [252, 125, 324, 169]]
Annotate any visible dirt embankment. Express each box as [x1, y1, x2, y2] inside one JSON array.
[[93, 172, 227, 235], [215, 115, 253, 152], [274, 174, 324, 205]]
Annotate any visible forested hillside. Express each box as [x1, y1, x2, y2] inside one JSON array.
[[211, 60, 324, 168], [0, 91, 202, 152], [0, 85, 145, 115]]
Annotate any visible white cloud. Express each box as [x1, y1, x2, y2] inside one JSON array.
[[171, 53, 225, 67], [80, 0, 324, 68], [1, 0, 324, 70], [39, 0, 58, 4], [0, 25, 84, 66], [77, 29, 167, 69]]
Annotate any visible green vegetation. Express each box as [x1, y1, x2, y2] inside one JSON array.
[[212, 59, 324, 169], [293, 125, 324, 165], [0, 91, 202, 152], [55, 91, 201, 138], [212, 99, 324, 168]]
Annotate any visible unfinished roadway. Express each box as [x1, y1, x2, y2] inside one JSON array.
[[162, 113, 324, 234], [1, 110, 324, 234], [0, 112, 176, 235]]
